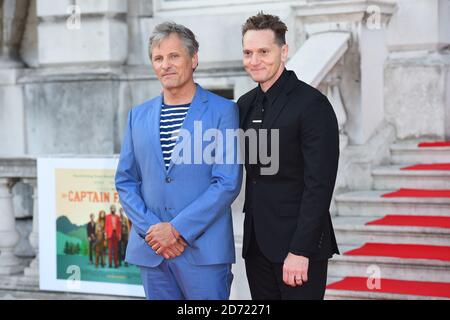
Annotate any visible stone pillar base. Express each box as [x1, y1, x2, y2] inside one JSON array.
[[0, 252, 25, 275], [23, 257, 39, 281], [0, 55, 23, 68]]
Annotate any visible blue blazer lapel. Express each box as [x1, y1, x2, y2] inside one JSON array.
[[148, 95, 166, 172], [167, 84, 208, 174]]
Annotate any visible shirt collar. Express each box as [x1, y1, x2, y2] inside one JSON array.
[[256, 68, 289, 105]]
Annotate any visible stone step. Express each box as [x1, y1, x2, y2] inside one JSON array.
[[0, 288, 140, 300], [325, 276, 450, 300], [0, 274, 140, 300], [335, 190, 450, 217], [328, 245, 450, 283], [372, 166, 450, 190], [325, 287, 449, 300], [390, 141, 450, 165], [333, 216, 450, 246]]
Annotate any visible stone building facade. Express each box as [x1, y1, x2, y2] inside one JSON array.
[[0, 0, 449, 299]]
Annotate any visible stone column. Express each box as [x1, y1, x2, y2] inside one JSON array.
[[22, 178, 38, 281], [0, 0, 28, 155], [0, 177, 24, 275], [126, 0, 153, 66], [0, 0, 29, 68], [323, 69, 348, 151]]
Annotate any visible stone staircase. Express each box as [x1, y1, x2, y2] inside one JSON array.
[[325, 140, 450, 300]]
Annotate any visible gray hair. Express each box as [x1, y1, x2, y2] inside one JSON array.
[[149, 22, 199, 59]]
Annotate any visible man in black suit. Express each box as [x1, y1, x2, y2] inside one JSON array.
[[238, 12, 340, 300], [86, 213, 96, 265]]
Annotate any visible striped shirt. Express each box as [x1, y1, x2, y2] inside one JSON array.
[[160, 102, 190, 170]]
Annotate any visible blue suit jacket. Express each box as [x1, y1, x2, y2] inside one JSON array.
[[115, 84, 242, 267]]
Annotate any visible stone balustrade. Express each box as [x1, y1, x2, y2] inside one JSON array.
[[0, 157, 37, 284]]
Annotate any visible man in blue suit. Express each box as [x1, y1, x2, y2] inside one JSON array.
[[115, 22, 242, 300]]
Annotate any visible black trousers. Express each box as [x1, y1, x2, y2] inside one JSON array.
[[89, 240, 94, 262], [245, 229, 328, 300]]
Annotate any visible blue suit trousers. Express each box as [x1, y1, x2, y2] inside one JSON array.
[[139, 255, 233, 300]]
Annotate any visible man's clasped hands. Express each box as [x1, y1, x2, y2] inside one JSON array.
[[145, 222, 187, 259]]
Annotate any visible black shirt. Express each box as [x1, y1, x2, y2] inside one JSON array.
[[242, 69, 290, 211], [243, 68, 289, 130]]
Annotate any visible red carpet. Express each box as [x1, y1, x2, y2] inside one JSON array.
[[418, 141, 450, 148], [366, 215, 450, 229], [382, 188, 450, 198], [344, 243, 450, 261], [327, 277, 450, 298], [401, 163, 450, 171]]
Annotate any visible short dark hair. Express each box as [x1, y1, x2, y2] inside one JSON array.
[[242, 12, 288, 46]]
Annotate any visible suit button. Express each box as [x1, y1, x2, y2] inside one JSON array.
[[165, 177, 172, 183], [252, 180, 257, 185]]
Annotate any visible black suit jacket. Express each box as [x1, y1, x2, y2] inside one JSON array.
[[87, 222, 96, 242], [238, 70, 340, 263]]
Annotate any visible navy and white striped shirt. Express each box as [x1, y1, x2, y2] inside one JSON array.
[[160, 103, 190, 170]]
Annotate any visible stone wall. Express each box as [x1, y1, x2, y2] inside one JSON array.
[[385, 0, 450, 140], [385, 52, 450, 140]]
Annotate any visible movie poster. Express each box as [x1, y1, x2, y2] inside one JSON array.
[[38, 158, 145, 297]]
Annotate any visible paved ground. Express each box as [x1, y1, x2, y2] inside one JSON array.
[[0, 288, 142, 300]]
